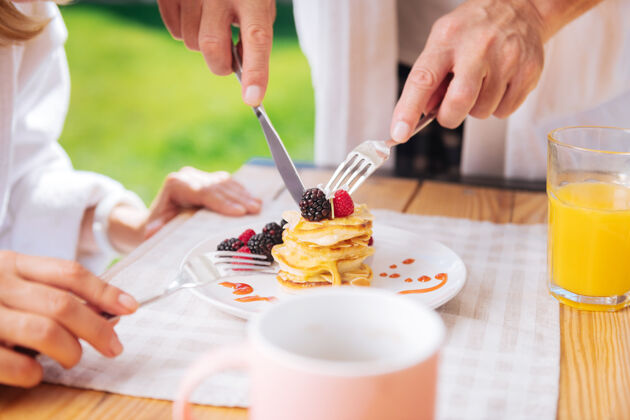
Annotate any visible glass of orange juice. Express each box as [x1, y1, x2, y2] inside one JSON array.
[[548, 126, 630, 311]]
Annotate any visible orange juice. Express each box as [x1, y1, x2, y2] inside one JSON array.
[[549, 182, 630, 304]]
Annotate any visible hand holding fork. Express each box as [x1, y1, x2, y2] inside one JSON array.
[[325, 109, 438, 195]]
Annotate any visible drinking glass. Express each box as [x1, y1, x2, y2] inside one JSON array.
[[548, 126, 630, 311]]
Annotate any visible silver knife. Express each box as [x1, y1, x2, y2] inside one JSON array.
[[231, 43, 305, 206]]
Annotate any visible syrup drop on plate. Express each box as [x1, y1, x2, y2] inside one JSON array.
[[219, 282, 254, 295], [235, 295, 276, 303]]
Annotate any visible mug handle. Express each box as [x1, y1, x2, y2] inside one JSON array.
[[172, 343, 251, 420]]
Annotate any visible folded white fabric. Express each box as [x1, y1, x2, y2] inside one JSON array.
[[5, 160, 146, 273], [42, 208, 559, 420]]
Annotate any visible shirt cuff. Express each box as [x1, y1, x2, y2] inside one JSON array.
[[92, 190, 146, 258]]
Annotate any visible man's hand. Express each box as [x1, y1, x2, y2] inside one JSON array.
[[157, 0, 276, 106], [390, 0, 546, 140], [0, 252, 138, 387]]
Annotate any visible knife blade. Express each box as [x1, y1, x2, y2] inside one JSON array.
[[231, 43, 305, 206]]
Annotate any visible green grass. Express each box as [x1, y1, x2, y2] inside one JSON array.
[[58, 2, 314, 203]]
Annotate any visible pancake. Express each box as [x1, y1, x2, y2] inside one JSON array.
[[271, 204, 374, 290]]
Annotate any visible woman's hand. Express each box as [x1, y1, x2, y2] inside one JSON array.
[[157, 0, 276, 107], [0, 251, 138, 387], [107, 167, 262, 253], [390, 0, 546, 139], [144, 167, 262, 236]]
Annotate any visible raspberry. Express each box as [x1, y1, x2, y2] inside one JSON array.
[[236, 246, 251, 254], [263, 222, 283, 244], [299, 188, 331, 222], [368, 237, 373, 246], [217, 238, 244, 252], [332, 190, 354, 218], [238, 229, 256, 244], [233, 246, 252, 270]]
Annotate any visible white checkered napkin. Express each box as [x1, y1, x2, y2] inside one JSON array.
[[42, 209, 558, 420], [377, 210, 558, 420]]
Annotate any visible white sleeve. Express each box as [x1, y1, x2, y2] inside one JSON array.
[[6, 143, 146, 274], [1, 3, 146, 274], [292, 0, 397, 168]]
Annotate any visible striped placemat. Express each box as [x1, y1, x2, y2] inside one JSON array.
[[42, 208, 558, 420]]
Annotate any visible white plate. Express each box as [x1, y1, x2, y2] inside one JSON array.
[[184, 223, 467, 319]]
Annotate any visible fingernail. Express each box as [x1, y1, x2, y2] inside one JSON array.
[[118, 293, 138, 312], [231, 203, 247, 215], [244, 85, 262, 106], [392, 121, 411, 142], [249, 199, 261, 207], [110, 335, 123, 357]]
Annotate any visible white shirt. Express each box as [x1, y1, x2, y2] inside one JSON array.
[[293, 0, 630, 180], [0, 2, 145, 273]]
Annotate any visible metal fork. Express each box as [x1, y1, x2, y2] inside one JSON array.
[[106, 252, 274, 322], [325, 109, 438, 195], [204, 251, 278, 275]]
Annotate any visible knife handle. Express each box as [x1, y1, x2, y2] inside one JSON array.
[[231, 41, 244, 83]]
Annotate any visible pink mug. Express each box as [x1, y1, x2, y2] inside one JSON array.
[[173, 288, 444, 420]]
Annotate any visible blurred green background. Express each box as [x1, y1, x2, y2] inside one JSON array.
[[58, 1, 314, 203]]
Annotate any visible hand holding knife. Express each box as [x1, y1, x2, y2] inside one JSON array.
[[231, 41, 305, 206]]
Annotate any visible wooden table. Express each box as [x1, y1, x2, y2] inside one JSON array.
[[1, 163, 628, 419]]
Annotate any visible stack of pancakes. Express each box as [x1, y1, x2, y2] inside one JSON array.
[[271, 204, 374, 290]]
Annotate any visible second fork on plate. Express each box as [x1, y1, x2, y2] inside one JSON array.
[[106, 252, 275, 322]]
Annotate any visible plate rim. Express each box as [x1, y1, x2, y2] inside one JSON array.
[[184, 223, 467, 319]]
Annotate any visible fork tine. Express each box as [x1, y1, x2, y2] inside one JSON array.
[[343, 160, 372, 192], [207, 251, 269, 260], [213, 258, 271, 267], [331, 155, 366, 192], [325, 154, 358, 192], [198, 250, 277, 280], [348, 165, 376, 195], [217, 264, 276, 272]]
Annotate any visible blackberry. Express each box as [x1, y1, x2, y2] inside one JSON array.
[[217, 238, 244, 252], [280, 219, 288, 227], [247, 233, 275, 260], [263, 222, 283, 244], [299, 188, 331, 222]]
